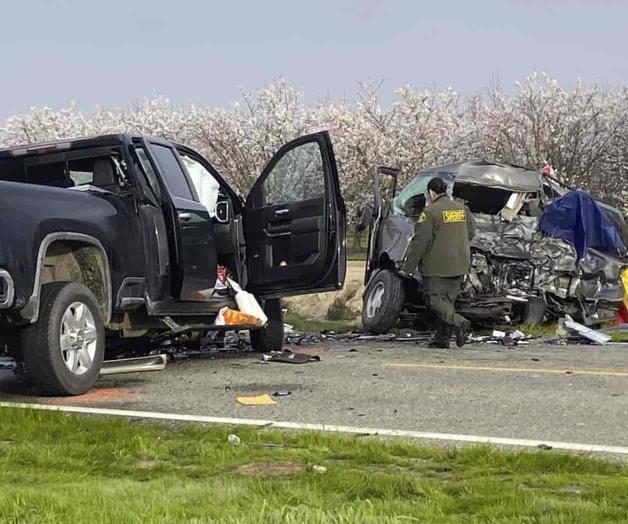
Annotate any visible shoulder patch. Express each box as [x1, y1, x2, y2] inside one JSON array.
[[418, 212, 428, 224], [442, 209, 466, 223]]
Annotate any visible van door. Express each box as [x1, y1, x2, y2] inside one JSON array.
[[243, 131, 346, 297]]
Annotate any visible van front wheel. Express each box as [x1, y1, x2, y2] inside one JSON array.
[[362, 270, 405, 334]]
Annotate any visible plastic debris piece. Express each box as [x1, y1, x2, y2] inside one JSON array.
[[492, 330, 506, 339], [272, 391, 292, 397], [237, 394, 277, 406], [228, 434, 241, 445], [263, 351, 321, 364], [312, 465, 327, 473], [227, 278, 268, 325], [564, 316, 611, 345], [500, 335, 517, 347]]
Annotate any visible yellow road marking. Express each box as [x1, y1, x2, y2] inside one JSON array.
[[387, 362, 628, 378]]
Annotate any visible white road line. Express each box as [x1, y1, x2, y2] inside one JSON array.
[[2, 401, 627, 455]]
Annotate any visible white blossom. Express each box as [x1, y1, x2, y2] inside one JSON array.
[[1, 74, 626, 216]]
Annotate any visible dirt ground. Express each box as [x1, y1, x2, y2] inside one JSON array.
[[284, 260, 366, 321]]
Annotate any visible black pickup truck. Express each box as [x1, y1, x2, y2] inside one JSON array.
[[0, 132, 346, 395]]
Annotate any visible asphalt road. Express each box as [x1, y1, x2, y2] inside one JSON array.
[[1, 340, 627, 448]]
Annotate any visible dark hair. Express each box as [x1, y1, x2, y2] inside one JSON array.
[[427, 177, 447, 195]]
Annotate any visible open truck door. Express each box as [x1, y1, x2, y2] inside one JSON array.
[[244, 131, 346, 297], [144, 139, 217, 301]]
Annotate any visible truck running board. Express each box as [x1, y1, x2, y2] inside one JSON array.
[[100, 354, 167, 376]]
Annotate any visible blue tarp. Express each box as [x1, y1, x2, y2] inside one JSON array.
[[539, 191, 625, 260]]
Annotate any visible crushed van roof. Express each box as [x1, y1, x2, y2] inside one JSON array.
[[419, 159, 543, 192]]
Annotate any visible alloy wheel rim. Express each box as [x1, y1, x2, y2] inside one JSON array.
[[60, 302, 98, 376], [366, 282, 386, 318]]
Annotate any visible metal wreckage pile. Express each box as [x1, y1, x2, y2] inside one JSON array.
[[463, 213, 626, 324], [442, 170, 628, 324], [364, 160, 628, 331]]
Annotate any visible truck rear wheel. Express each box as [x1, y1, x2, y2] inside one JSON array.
[[22, 282, 105, 396], [250, 298, 284, 353], [362, 270, 405, 334]]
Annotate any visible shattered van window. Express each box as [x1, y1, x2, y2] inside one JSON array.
[[393, 173, 453, 215], [453, 184, 513, 215]]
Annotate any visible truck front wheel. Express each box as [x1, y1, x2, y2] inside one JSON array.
[[249, 298, 284, 353], [22, 282, 105, 396]]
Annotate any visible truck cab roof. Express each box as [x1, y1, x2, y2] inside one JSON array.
[[0, 134, 165, 159]]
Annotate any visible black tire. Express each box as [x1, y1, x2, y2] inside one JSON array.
[[250, 298, 284, 353], [522, 296, 546, 325], [21, 282, 105, 396], [362, 270, 405, 334]]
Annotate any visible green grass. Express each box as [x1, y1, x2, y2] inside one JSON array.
[[610, 331, 628, 342], [0, 407, 626, 523], [284, 312, 359, 334]]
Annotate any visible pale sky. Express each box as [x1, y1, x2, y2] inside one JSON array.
[[1, 0, 626, 120]]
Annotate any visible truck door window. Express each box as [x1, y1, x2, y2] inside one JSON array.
[[134, 147, 162, 200], [150, 144, 194, 200], [262, 141, 325, 205]]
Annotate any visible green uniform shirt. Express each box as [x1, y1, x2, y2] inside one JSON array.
[[403, 194, 476, 277]]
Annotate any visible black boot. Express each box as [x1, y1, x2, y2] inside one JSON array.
[[428, 338, 450, 349], [456, 320, 472, 348], [429, 321, 451, 348]]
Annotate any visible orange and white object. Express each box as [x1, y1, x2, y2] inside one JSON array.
[[228, 279, 268, 325], [215, 307, 264, 327]]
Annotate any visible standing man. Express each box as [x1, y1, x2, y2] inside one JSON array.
[[400, 177, 475, 348]]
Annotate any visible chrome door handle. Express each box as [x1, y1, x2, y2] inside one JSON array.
[[178, 212, 193, 222], [274, 208, 290, 216]]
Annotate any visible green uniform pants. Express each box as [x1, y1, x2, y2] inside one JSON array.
[[423, 276, 467, 342]]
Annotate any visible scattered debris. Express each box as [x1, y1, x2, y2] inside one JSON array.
[[563, 316, 611, 345], [228, 434, 241, 445], [237, 394, 276, 406], [272, 391, 292, 397], [312, 465, 328, 473], [262, 350, 321, 364]]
